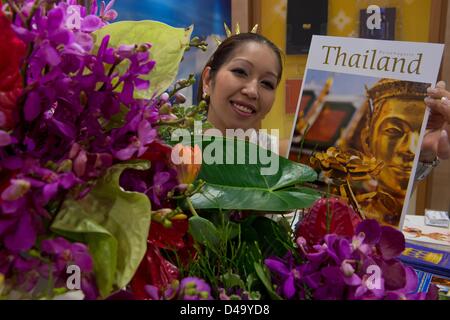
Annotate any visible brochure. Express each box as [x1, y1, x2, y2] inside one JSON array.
[[403, 215, 450, 248], [287, 35, 444, 228]]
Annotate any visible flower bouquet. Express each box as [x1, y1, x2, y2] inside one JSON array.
[[0, 0, 437, 300]]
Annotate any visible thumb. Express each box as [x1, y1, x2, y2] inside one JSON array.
[[436, 80, 446, 89]]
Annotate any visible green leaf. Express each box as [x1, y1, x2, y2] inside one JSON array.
[[188, 137, 320, 211], [51, 161, 152, 298], [246, 273, 259, 291], [188, 215, 221, 251], [220, 272, 246, 290], [248, 217, 291, 257], [93, 20, 193, 98], [254, 262, 283, 300]]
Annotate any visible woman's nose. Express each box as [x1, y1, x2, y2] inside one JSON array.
[[241, 80, 259, 99]]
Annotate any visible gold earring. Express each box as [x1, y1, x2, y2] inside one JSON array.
[[202, 89, 209, 100]]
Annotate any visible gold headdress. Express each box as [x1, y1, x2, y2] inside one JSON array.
[[214, 22, 259, 46], [366, 79, 429, 116]]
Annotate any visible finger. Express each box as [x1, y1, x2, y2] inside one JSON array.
[[426, 86, 449, 99], [437, 129, 450, 160], [424, 97, 450, 122], [427, 80, 446, 91], [420, 130, 440, 162]]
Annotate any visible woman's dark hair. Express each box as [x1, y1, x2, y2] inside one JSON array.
[[197, 32, 283, 103]]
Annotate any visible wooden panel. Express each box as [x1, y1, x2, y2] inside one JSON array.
[[414, 0, 449, 214], [428, 0, 447, 44], [429, 161, 450, 211], [443, 0, 450, 84], [251, 0, 262, 28], [232, 0, 250, 32], [428, 0, 449, 212]]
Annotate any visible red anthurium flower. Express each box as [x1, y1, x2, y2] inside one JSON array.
[[149, 219, 189, 250], [139, 141, 173, 163], [0, 10, 26, 130], [130, 239, 180, 300], [130, 218, 199, 299], [296, 197, 362, 246]]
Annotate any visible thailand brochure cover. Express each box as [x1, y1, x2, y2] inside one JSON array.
[[288, 35, 444, 228]]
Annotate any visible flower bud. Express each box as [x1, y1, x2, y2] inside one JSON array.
[[57, 159, 73, 173], [296, 236, 307, 248], [69, 143, 81, 159], [159, 103, 172, 115], [151, 208, 173, 222], [174, 93, 186, 104], [184, 117, 194, 127], [198, 100, 208, 110], [73, 149, 87, 177], [340, 260, 355, 277], [171, 144, 202, 185], [352, 232, 366, 250], [171, 213, 187, 220], [160, 92, 170, 102], [162, 219, 173, 228], [1, 179, 31, 201]]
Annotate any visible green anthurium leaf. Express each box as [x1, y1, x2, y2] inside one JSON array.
[[188, 215, 221, 252], [93, 20, 193, 98], [192, 185, 319, 211], [254, 262, 283, 300], [51, 161, 152, 298], [184, 136, 320, 211]]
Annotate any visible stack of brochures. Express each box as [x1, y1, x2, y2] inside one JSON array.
[[400, 242, 450, 298], [400, 242, 450, 279]]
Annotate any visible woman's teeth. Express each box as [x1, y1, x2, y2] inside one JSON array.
[[232, 102, 253, 114]]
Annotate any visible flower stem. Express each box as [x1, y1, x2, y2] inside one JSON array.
[[185, 197, 198, 216], [5, 0, 27, 25], [346, 179, 366, 220]]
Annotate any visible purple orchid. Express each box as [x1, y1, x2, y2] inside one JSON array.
[[0, 0, 170, 298], [113, 119, 157, 160], [40, 237, 98, 299], [266, 219, 430, 300], [119, 160, 178, 210], [265, 252, 302, 299], [41, 237, 93, 273], [99, 0, 118, 22]]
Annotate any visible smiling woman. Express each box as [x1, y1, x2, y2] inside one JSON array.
[[198, 33, 283, 135]]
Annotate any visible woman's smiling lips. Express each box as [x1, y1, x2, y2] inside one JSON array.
[[230, 100, 256, 118]]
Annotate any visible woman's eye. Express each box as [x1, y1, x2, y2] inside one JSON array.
[[261, 81, 275, 90], [232, 68, 247, 76]]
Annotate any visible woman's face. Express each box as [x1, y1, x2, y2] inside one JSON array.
[[203, 42, 280, 132]]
